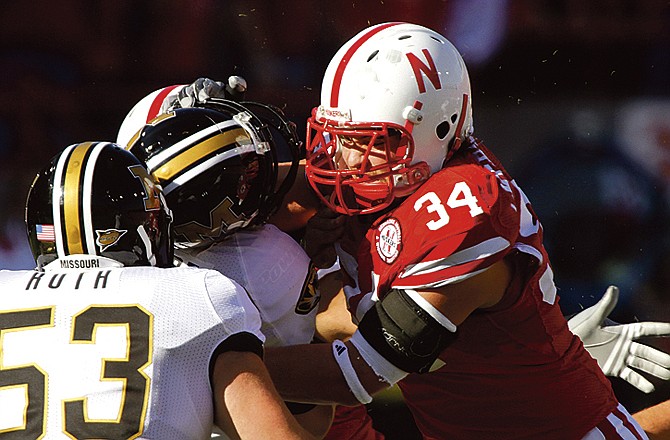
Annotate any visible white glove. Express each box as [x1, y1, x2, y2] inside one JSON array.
[[568, 285, 670, 393], [160, 76, 247, 112]]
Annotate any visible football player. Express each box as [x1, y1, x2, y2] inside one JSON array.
[[123, 76, 670, 438], [262, 22, 664, 439], [121, 99, 335, 438], [115, 76, 318, 234], [0, 142, 314, 439]]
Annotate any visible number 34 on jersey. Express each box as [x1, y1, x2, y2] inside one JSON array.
[[376, 180, 485, 265]]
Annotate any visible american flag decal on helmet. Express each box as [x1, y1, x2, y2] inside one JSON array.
[[36, 224, 55, 242]]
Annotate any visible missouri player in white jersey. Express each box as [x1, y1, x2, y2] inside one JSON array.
[[176, 224, 319, 348], [261, 22, 670, 439], [121, 99, 333, 437], [0, 142, 314, 439]]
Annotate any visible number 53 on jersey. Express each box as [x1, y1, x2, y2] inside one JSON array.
[[1, 305, 151, 439]]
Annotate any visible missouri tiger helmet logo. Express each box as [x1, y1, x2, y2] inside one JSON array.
[[95, 229, 127, 252]]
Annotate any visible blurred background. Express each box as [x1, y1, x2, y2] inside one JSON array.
[[0, 0, 668, 437]]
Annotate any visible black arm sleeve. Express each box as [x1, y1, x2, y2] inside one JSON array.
[[357, 288, 457, 374], [208, 331, 264, 385]]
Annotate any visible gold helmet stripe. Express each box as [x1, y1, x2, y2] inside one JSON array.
[[55, 142, 112, 256], [61, 142, 98, 255], [152, 128, 248, 183]]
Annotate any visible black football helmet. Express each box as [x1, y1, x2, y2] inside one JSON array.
[[26, 142, 174, 269], [126, 98, 300, 246]]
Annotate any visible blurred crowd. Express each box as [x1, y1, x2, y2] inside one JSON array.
[[0, 0, 668, 435]]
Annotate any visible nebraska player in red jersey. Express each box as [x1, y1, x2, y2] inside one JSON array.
[[264, 22, 653, 439]]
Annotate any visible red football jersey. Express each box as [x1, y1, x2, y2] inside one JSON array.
[[323, 405, 385, 440], [344, 140, 619, 439]]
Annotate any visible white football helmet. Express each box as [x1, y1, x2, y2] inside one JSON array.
[[116, 85, 185, 148], [117, 77, 248, 148], [305, 22, 473, 215]]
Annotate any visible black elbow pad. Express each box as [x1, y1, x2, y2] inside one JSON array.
[[357, 289, 457, 374], [208, 332, 264, 385]]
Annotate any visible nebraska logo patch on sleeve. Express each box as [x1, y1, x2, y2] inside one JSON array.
[[375, 217, 402, 264], [295, 263, 321, 315]]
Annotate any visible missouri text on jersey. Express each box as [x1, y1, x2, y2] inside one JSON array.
[[60, 258, 101, 269]]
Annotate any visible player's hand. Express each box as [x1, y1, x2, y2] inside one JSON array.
[[161, 76, 248, 112], [303, 206, 346, 269], [568, 285, 670, 393]]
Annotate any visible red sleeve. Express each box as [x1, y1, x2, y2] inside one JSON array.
[[387, 162, 521, 290]]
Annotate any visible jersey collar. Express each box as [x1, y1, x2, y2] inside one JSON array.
[[43, 255, 124, 272]]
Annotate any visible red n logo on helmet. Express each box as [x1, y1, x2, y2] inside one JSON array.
[[406, 49, 441, 94]]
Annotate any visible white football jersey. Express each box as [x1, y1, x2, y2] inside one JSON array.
[[176, 224, 319, 347], [0, 256, 263, 440]]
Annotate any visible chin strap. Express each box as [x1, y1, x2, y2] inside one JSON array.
[[441, 94, 470, 166], [393, 162, 431, 197]]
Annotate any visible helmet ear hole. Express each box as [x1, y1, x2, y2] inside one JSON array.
[[436, 121, 451, 140]]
